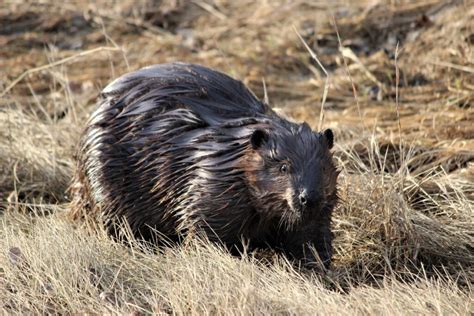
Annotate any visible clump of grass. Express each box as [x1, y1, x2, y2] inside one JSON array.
[[1, 209, 471, 315], [0, 108, 78, 207], [332, 136, 473, 281]]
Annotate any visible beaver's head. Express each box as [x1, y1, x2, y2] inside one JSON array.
[[246, 123, 338, 228]]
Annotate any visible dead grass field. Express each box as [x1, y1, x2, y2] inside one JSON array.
[[1, 0, 473, 314]]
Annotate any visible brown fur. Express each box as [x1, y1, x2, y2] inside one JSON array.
[[70, 62, 339, 268]]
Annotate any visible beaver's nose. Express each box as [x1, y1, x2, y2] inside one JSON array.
[[299, 189, 309, 206]]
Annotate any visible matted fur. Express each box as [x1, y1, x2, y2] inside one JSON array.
[[70, 62, 338, 267]]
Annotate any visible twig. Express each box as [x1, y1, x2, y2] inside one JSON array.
[[394, 42, 405, 179], [428, 61, 474, 74], [1, 46, 121, 99], [192, 1, 227, 20], [294, 26, 330, 131], [262, 78, 269, 105], [340, 47, 385, 92], [87, 10, 171, 38]]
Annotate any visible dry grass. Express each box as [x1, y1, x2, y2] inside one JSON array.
[[1, 211, 471, 315], [1, 0, 473, 314]]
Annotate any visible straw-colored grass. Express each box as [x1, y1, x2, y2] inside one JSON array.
[[1, 0, 473, 314], [1, 210, 471, 315]]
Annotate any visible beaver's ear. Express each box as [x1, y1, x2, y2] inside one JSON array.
[[250, 129, 269, 149], [323, 129, 334, 149]]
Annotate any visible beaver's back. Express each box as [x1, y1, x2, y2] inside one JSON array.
[[99, 62, 272, 124]]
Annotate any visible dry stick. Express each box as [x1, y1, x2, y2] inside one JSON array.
[[341, 48, 385, 94], [294, 26, 329, 131], [1, 46, 121, 99], [86, 9, 172, 38], [394, 43, 405, 189], [262, 78, 269, 105], [192, 0, 227, 20], [429, 60, 474, 74], [331, 15, 365, 129]]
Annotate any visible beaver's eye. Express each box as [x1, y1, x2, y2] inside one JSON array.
[[280, 163, 289, 173]]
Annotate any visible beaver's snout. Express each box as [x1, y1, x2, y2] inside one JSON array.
[[296, 188, 323, 212], [298, 189, 309, 206], [298, 188, 321, 208]]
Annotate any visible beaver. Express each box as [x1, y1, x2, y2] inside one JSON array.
[[70, 62, 339, 268]]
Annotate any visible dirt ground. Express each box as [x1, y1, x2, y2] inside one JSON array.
[[1, 0, 473, 314]]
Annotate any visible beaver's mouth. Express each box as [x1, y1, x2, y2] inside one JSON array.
[[279, 199, 302, 228], [289, 195, 309, 214], [288, 196, 321, 221]]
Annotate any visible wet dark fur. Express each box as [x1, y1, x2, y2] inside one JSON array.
[[70, 62, 339, 268]]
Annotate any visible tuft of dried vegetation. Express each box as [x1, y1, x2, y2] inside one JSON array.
[[1, 0, 473, 314]]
